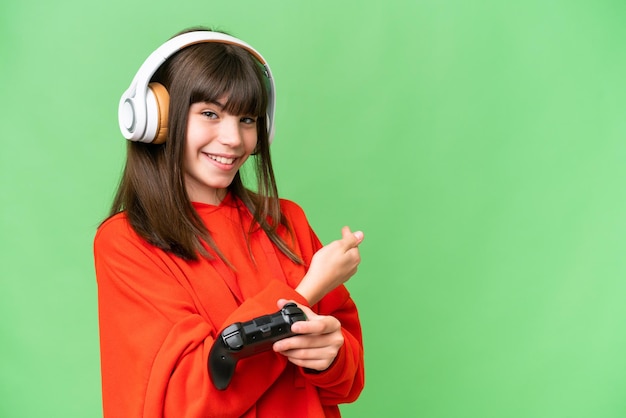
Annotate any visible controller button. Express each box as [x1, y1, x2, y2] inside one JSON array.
[[224, 334, 244, 350]]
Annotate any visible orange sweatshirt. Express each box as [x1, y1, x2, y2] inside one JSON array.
[[94, 194, 364, 417]]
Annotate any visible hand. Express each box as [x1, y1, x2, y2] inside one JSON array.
[[273, 300, 344, 371], [296, 226, 364, 305]]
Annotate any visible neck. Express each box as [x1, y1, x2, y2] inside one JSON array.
[[187, 186, 228, 205]]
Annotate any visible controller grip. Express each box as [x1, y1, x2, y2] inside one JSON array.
[[209, 340, 238, 390], [208, 303, 306, 390]]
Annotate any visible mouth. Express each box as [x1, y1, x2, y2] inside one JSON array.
[[205, 153, 237, 165]]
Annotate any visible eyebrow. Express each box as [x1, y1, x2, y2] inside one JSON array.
[[206, 99, 225, 109]]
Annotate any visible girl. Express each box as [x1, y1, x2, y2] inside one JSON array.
[[94, 28, 365, 417]]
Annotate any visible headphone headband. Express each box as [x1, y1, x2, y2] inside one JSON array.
[[118, 31, 276, 143]]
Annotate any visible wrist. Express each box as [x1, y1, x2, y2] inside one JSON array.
[[295, 278, 321, 306]]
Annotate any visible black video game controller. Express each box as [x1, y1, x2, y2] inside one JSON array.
[[208, 302, 307, 390]]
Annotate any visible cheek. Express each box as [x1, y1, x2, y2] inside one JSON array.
[[245, 134, 259, 154], [181, 139, 197, 173]]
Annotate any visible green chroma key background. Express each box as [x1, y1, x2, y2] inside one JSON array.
[[1, 0, 625, 416]]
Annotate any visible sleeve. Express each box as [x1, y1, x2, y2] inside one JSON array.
[[303, 286, 365, 405], [280, 200, 366, 405], [94, 217, 309, 418]]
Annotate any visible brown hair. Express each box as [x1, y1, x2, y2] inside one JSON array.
[[108, 30, 301, 263]]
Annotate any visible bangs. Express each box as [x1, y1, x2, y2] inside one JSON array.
[[189, 48, 268, 117]]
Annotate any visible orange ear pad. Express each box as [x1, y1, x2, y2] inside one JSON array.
[[149, 82, 170, 144]]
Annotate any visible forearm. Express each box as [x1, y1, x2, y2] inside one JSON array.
[[295, 273, 329, 306], [98, 279, 309, 417]]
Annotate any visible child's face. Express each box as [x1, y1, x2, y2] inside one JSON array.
[[183, 97, 258, 204]]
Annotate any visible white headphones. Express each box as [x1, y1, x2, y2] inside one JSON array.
[[118, 31, 276, 144]]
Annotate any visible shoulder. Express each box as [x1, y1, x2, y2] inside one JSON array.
[[278, 198, 311, 227], [95, 212, 132, 241], [94, 212, 146, 254], [277, 198, 323, 255], [279, 198, 305, 216]]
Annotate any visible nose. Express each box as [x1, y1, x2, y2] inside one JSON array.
[[218, 117, 243, 148]]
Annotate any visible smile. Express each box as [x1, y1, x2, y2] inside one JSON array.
[[206, 154, 236, 165]]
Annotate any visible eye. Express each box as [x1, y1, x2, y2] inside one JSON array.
[[201, 111, 218, 119], [240, 116, 257, 125]]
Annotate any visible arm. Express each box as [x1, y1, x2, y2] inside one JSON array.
[[94, 216, 308, 418], [271, 207, 366, 404], [295, 226, 364, 306]]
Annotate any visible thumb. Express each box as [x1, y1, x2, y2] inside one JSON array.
[[341, 226, 364, 248]]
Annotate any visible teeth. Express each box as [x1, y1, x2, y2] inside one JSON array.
[[208, 155, 235, 164]]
